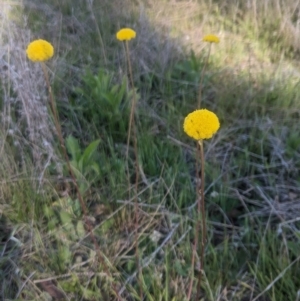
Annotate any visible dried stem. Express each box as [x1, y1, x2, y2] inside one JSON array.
[[41, 62, 123, 301], [124, 41, 142, 299]]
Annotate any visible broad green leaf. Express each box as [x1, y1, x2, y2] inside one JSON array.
[[90, 161, 101, 175], [65, 135, 81, 162], [82, 139, 101, 166], [59, 211, 73, 225]]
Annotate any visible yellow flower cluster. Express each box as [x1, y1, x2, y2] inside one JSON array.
[[183, 109, 220, 140], [26, 39, 54, 62], [116, 28, 136, 41], [203, 34, 220, 43]]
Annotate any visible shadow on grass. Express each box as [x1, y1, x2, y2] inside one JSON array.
[[1, 0, 300, 300]]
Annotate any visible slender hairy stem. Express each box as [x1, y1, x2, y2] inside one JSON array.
[[186, 142, 201, 300], [188, 43, 211, 299], [125, 41, 137, 164], [41, 62, 123, 301], [197, 44, 211, 109], [196, 139, 206, 299], [124, 41, 142, 299]]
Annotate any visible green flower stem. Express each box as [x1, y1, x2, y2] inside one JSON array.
[[197, 43, 212, 109], [187, 139, 206, 300], [125, 40, 137, 163], [124, 40, 142, 299], [41, 62, 123, 301], [196, 139, 206, 299]]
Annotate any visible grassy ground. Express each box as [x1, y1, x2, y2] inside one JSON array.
[[1, 0, 300, 300]]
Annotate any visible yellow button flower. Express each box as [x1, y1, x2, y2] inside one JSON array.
[[26, 39, 54, 62], [183, 109, 220, 140], [116, 28, 136, 41], [203, 34, 220, 43]]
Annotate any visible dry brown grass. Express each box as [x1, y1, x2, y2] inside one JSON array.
[[0, 1, 60, 177]]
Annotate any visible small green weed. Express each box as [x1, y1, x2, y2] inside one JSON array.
[[66, 135, 101, 195], [72, 69, 134, 142]]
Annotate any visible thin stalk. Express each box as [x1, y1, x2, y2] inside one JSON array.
[[124, 41, 142, 299], [186, 142, 201, 300], [87, 0, 107, 65], [197, 44, 211, 109], [41, 62, 123, 301], [165, 249, 170, 301], [196, 139, 206, 300]]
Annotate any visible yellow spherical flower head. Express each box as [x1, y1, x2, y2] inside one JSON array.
[[203, 34, 220, 43], [26, 39, 54, 62], [116, 28, 136, 41], [183, 109, 220, 140]]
